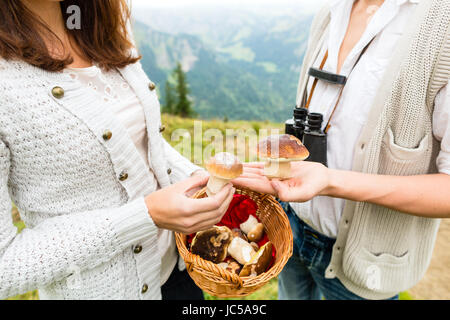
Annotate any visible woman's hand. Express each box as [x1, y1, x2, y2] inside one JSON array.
[[187, 169, 210, 197], [145, 175, 235, 234], [232, 161, 331, 202]]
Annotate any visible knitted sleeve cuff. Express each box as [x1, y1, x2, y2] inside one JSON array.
[[109, 197, 158, 250]]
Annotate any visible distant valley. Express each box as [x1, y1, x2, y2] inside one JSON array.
[[132, 5, 314, 122]]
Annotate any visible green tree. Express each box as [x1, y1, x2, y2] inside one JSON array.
[[162, 80, 175, 114], [173, 62, 195, 118]]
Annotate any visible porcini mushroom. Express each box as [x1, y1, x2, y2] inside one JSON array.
[[217, 259, 242, 275], [239, 215, 264, 242], [191, 226, 233, 263], [257, 134, 309, 179], [205, 152, 243, 197], [248, 223, 265, 242], [239, 242, 273, 277], [227, 236, 256, 266], [227, 261, 242, 275]]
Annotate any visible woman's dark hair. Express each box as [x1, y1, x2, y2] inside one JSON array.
[[0, 0, 140, 71]]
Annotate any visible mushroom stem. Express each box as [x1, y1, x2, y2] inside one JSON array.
[[240, 215, 259, 234], [263, 161, 292, 179], [206, 175, 230, 196]]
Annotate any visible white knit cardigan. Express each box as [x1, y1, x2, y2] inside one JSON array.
[[0, 58, 200, 300]]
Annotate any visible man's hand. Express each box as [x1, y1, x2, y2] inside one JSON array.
[[234, 160, 450, 219], [232, 161, 331, 202], [271, 161, 331, 202], [232, 163, 277, 195]]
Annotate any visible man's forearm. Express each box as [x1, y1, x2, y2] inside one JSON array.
[[323, 170, 450, 218]]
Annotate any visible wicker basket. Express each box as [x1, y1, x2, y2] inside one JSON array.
[[175, 187, 293, 298]]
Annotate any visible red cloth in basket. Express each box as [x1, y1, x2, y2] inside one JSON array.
[[188, 194, 276, 271]]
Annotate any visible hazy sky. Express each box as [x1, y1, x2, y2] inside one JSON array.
[[132, 0, 327, 10]]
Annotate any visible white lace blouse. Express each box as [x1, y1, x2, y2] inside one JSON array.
[[64, 65, 178, 286]]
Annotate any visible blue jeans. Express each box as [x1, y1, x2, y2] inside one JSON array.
[[278, 201, 399, 300]]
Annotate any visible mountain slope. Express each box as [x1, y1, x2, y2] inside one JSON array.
[[133, 8, 312, 121]]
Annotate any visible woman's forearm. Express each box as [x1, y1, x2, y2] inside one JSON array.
[[324, 170, 450, 218]]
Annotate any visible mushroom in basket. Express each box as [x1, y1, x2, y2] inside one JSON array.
[[190, 225, 274, 278], [239, 242, 273, 277], [257, 134, 309, 179], [190, 226, 233, 264], [240, 214, 264, 242]]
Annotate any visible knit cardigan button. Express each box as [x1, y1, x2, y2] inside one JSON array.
[[148, 82, 156, 91], [134, 245, 143, 254], [167, 168, 172, 175], [159, 125, 166, 133], [142, 284, 149, 293], [51, 86, 65, 99], [102, 130, 112, 141], [119, 171, 129, 181]]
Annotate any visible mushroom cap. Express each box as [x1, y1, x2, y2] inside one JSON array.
[[239, 242, 273, 277], [191, 226, 233, 264], [257, 134, 309, 161], [206, 152, 243, 179]]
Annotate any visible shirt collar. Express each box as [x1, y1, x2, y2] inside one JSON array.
[[326, 0, 417, 75]]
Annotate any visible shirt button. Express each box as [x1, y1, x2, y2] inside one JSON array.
[[119, 171, 129, 181], [134, 245, 143, 254], [51, 86, 65, 99], [102, 130, 113, 141], [142, 284, 149, 294], [167, 168, 172, 175], [159, 125, 166, 133], [148, 82, 156, 91]]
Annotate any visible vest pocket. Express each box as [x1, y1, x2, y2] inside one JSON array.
[[342, 246, 411, 294], [384, 128, 429, 160], [360, 247, 410, 266], [379, 128, 430, 175]]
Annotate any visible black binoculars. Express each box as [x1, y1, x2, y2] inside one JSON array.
[[285, 107, 328, 167]]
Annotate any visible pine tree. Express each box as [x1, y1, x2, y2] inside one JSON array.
[[162, 80, 175, 114], [173, 62, 194, 118]]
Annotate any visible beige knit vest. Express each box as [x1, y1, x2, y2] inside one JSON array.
[[296, 0, 450, 299]]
